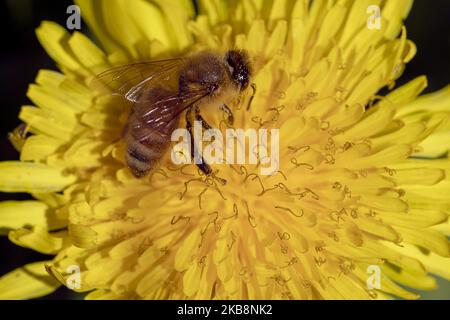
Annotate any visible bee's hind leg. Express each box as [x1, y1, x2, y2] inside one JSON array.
[[186, 108, 212, 176], [194, 106, 213, 130], [186, 108, 227, 185]]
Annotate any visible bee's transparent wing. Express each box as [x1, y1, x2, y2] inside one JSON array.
[[130, 87, 212, 142], [91, 58, 185, 102]]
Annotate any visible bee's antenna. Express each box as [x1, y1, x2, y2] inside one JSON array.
[[246, 83, 257, 111]]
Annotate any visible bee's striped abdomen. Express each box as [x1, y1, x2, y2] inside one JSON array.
[[124, 94, 181, 178], [124, 87, 183, 177]]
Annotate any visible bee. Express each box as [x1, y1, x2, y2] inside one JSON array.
[[94, 50, 254, 179]]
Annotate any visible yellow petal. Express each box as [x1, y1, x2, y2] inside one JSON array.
[[416, 131, 450, 158], [431, 221, 450, 236], [35, 70, 93, 110], [0, 261, 60, 300], [397, 82, 450, 117], [370, 122, 426, 151], [383, 1, 413, 40], [357, 217, 402, 242], [19, 106, 79, 141], [63, 138, 108, 168], [380, 76, 427, 110], [21, 135, 64, 162], [68, 224, 98, 249], [127, 0, 172, 48], [0, 162, 76, 193], [352, 144, 412, 168], [336, 105, 395, 143], [404, 181, 450, 211], [378, 209, 448, 229], [385, 242, 450, 281], [183, 262, 202, 297], [265, 20, 288, 58], [68, 32, 107, 73], [395, 167, 445, 185], [315, 4, 347, 50], [9, 227, 63, 255], [198, 0, 228, 26], [382, 264, 436, 291], [153, 0, 194, 52], [36, 21, 83, 73], [0, 201, 65, 234], [83, 258, 124, 288], [175, 231, 201, 272], [395, 226, 450, 257], [246, 20, 266, 55], [136, 265, 171, 297]]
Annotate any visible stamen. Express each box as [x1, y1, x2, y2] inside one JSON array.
[[245, 201, 257, 228], [200, 211, 219, 239], [314, 256, 327, 266], [171, 215, 191, 225], [199, 256, 207, 267], [243, 173, 266, 196], [275, 206, 304, 218], [384, 167, 396, 176], [198, 187, 208, 209], [149, 168, 169, 182], [137, 236, 154, 256], [274, 170, 288, 181], [222, 203, 239, 220], [315, 242, 326, 253], [179, 177, 204, 200], [130, 216, 146, 224], [291, 158, 314, 170], [227, 231, 236, 251], [288, 145, 310, 153], [320, 121, 330, 130], [277, 231, 291, 240]]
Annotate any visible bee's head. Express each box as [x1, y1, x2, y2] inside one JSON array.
[[225, 50, 251, 92]]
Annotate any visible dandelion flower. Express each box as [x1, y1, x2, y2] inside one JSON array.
[[0, 0, 449, 300]]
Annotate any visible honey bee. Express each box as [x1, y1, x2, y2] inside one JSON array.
[[94, 50, 254, 178]]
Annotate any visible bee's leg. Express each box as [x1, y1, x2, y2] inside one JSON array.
[[186, 108, 212, 176], [189, 108, 227, 185], [194, 106, 213, 130], [220, 104, 234, 126]]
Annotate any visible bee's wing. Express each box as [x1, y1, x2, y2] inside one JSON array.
[[92, 58, 185, 102], [131, 87, 212, 142], [134, 87, 212, 124]]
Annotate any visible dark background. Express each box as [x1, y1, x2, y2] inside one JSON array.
[[0, 0, 449, 300]]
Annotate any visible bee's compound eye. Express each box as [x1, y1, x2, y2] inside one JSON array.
[[225, 50, 250, 91]]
